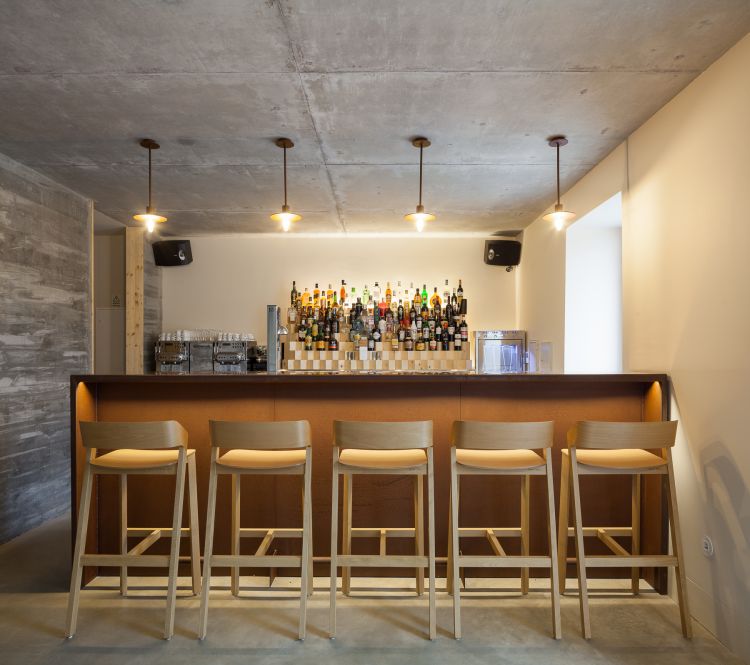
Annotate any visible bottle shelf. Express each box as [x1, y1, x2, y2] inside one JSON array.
[[284, 358, 474, 372]]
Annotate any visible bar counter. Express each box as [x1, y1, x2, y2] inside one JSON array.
[[70, 372, 670, 591]]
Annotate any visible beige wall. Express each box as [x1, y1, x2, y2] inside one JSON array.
[[162, 236, 517, 345], [519, 33, 750, 661]]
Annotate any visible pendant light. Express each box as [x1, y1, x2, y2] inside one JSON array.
[[132, 138, 167, 233], [542, 135, 576, 230], [270, 138, 302, 232], [404, 137, 435, 232]]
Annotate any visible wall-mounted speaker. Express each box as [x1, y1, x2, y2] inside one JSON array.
[[484, 240, 521, 270], [152, 240, 193, 267]]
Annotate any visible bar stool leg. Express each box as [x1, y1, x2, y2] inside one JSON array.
[[231, 474, 240, 596], [298, 451, 312, 640], [427, 449, 436, 641], [557, 453, 571, 595], [164, 450, 187, 640], [341, 473, 352, 595], [520, 474, 530, 595], [631, 474, 641, 595], [545, 455, 562, 639], [446, 490, 453, 596], [569, 451, 591, 639], [302, 476, 314, 598], [65, 461, 94, 638], [198, 459, 218, 640], [329, 449, 340, 638], [414, 475, 425, 596], [449, 450, 461, 639], [187, 453, 201, 596], [119, 475, 128, 596], [666, 449, 692, 638]]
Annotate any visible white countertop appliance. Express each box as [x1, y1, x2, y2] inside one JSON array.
[[475, 330, 527, 374]]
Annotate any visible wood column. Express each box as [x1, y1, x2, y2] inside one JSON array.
[[125, 227, 145, 374]]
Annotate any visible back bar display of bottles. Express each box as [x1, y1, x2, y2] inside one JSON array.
[[284, 279, 472, 372]]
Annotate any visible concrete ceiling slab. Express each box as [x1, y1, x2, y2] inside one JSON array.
[[0, 1, 748, 236]]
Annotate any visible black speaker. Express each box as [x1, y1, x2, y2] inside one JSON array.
[[152, 240, 193, 266], [484, 240, 521, 267]]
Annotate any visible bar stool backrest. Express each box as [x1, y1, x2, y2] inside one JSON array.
[[79, 420, 188, 450], [569, 420, 677, 449], [209, 420, 311, 450], [334, 420, 433, 450], [451, 420, 553, 450]]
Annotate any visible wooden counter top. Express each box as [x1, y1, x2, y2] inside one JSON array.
[[72, 372, 668, 385]]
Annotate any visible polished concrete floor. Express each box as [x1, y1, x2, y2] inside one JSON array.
[[0, 515, 742, 665]]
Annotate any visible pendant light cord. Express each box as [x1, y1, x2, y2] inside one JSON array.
[[147, 146, 153, 211], [283, 145, 288, 208], [418, 144, 424, 207], [556, 143, 560, 206]]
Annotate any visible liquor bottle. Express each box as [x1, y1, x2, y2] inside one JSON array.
[[367, 330, 375, 351], [313, 283, 320, 304], [350, 286, 357, 308], [427, 309, 436, 331], [390, 335, 399, 351], [421, 284, 428, 306], [457, 279, 464, 309], [451, 288, 458, 312], [327, 283, 334, 305], [429, 331, 437, 351], [373, 282, 381, 304], [398, 325, 406, 342], [297, 321, 306, 342], [316, 333, 326, 351], [445, 299, 453, 322], [301, 287, 311, 306], [385, 281, 392, 304], [441, 330, 450, 351], [443, 279, 450, 306], [413, 287, 422, 308], [366, 297, 374, 317], [453, 331, 462, 351], [355, 297, 363, 317], [311, 319, 319, 339], [397, 301, 404, 323], [372, 325, 382, 343], [460, 316, 468, 341], [447, 317, 456, 338], [340, 279, 347, 304], [430, 287, 441, 309], [415, 335, 426, 352], [363, 284, 370, 303], [304, 331, 313, 351], [435, 325, 443, 346], [291, 280, 298, 306], [331, 315, 339, 334], [329, 335, 338, 351], [404, 330, 414, 351]]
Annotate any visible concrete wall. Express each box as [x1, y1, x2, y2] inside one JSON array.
[[162, 236, 517, 345], [143, 236, 162, 372], [518, 33, 750, 662], [0, 153, 91, 544]]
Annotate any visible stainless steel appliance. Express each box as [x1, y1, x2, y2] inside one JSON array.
[[266, 305, 288, 373], [248, 344, 267, 372], [213, 340, 248, 373], [189, 341, 214, 374], [155, 341, 190, 374], [475, 330, 527, 374]]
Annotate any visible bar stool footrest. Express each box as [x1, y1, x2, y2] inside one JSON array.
[[210, 554, 302, 568], [584, 555, 678, 567], [457, 555, 552, 568], [337, 554, 429, 568]]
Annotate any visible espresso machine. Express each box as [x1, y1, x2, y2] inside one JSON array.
[[213, 340, 249, 373], [154, 341, 190, 374]]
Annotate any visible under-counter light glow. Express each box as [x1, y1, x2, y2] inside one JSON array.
[[132, 138, 167, 233], [542, 136, 576, 231], [404, 137, 436, 231], [270, 138, 302, 232]]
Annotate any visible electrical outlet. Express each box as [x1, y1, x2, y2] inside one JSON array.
[[702, 535, 714, 558]]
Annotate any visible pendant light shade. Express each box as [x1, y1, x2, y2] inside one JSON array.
[[404, 137, 435, 232], [132, 138, 167, 233], [542, 136, 575, 230], [270, 138, 301, 232]]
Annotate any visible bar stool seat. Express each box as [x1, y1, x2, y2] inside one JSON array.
[[569, 448, 667, 470], [91, 448, 196, 469], [217, 449, 307, 469], [339, 448, 427, 469], [456, 448, 545, 470]]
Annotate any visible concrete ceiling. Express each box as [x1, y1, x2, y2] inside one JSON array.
[[1, 1, 749, 236]]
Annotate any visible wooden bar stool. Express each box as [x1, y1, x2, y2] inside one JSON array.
[[557, 420, 692, 639], [329, 420, 436, 640], [66, 421, 200, 640], [447, 420, 561, 640], [198, 420, 313, 641]]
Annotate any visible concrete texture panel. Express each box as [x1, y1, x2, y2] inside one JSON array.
[[0, 154, 91, 544], [283, 0, 750, 73], [301, 70, 695, 165], [0, 0, 295, 74]]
